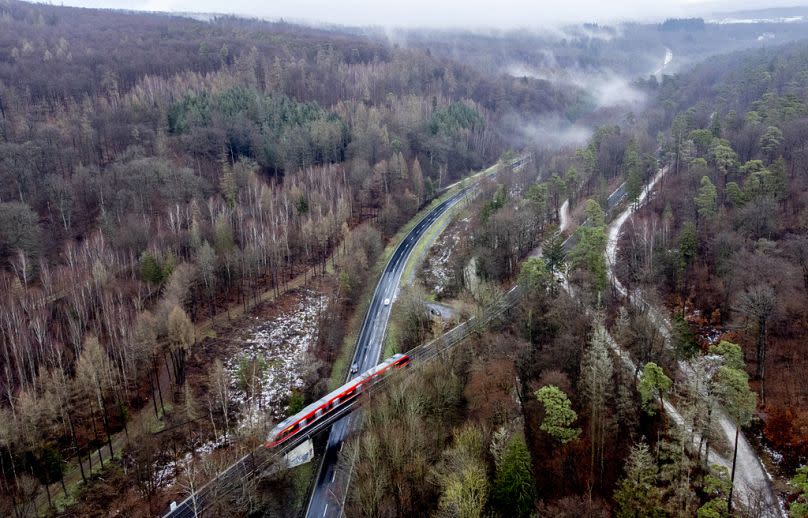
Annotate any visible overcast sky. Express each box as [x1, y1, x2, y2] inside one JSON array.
[[52, 0, 804, 28]]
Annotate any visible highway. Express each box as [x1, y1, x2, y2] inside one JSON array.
[[161, 189, 475, 518], [162, 160, 521, 518], [304, 184, 476, 518]]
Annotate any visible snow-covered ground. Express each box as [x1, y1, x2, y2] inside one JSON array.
[[154, 435, 230, 489], [420, 217, 470, 296], [226, 290, 327, 425], [155, 289, 328, 489]]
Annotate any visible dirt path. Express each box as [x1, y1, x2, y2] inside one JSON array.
[[605, 167, 782, 517], [558, 199, 570, 232]]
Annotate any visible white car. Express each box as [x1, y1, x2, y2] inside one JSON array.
[[350, 362, 359, 374], [383, 298, 391, 306]]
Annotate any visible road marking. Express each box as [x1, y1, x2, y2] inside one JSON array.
[[323, 504, 328, 517], [331, 470, 337, 483]]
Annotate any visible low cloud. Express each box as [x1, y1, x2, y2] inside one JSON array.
[[503, 113, 593, 151], [505, 62, 647, 110]]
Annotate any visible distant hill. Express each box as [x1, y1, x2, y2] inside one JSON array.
[[707, 5, 808, 24]]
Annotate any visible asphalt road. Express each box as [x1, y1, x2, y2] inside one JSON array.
[[304, 186, 474, 518], [163, 161, 518, 518], [162, 192, 471, 518]]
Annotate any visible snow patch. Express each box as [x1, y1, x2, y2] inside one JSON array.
[[225, 290, 327, 426], [421, 218, 470, 297], [153, 434, 229, 489]]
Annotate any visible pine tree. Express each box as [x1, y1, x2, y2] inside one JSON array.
[[714, 364, 756, 513], [535, 385, 580, 444], [789, 466, 808, 518], [694, 176, 717, 220], [614, 442, 665, 518], [571, 199, 608, 292], [638, 362, 672, 416], [581, 324, 614, 487], [491, 435, 536, 518]]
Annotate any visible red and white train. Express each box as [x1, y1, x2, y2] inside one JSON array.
[[266, 353, 411, 448]]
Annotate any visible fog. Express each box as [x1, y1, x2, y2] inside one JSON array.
[[501, 45, 664, 150], [505, 63, 647, 110], [512, 115, 594, 150], [55, 0, 803, 28]]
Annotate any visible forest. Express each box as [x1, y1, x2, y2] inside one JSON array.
[[624, 38, 808, 474], [347, 29, 808, 518], [0, 0, 583, 514], [1, 0, 808, 515]]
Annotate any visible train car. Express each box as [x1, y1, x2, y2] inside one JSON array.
[[266, 353, 410, 448]]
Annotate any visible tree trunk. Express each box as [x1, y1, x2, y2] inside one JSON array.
[[68, 416, 87, 483], [99, 394, 114, 458], [44, 479, 52, 509], [756, 317, 766, 380], [728, 424, 739, 513], [154, 358, 166, 414], [150, 373, 159, 417], [800, 265, 808, 296], [700, 404, 713, 465]]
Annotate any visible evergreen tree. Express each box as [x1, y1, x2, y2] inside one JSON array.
[[581, 324, 614, 487], [535, 385, 580, 444], [571, 199, 608, 292], [638, 362, 672, 416], [714, 364, 756, 513], [491, 435, 536, 518], [624, 139, 643, 205], [790, 466, 808, 518], [697, 465, 732, 518], [614, 442, 665, 518], [694, 176, 717, 220]]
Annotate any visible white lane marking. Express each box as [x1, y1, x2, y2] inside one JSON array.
[[323, 504, 329, 517], [331, 470, 337, 483]]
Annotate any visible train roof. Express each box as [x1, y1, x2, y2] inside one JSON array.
[[268, 354, 406, 437]]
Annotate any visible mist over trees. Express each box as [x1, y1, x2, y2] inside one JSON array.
[[2, 0, 808, 514], [617, 34, 808, 512], [0, 0, 590, 513]]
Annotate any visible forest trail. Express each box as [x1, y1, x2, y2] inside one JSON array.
[[605, 167, 782, 517], [558, 198, 570, 232], [654, 47, 674, 76]]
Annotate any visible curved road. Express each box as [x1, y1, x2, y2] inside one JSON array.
[[162, 186, 477, 518], [605, 167, 781, 517], [304, 182, 479, 518]]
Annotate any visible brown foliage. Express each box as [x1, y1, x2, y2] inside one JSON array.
[[464, 357, 518, 426], [763, 406, 808, 464]]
